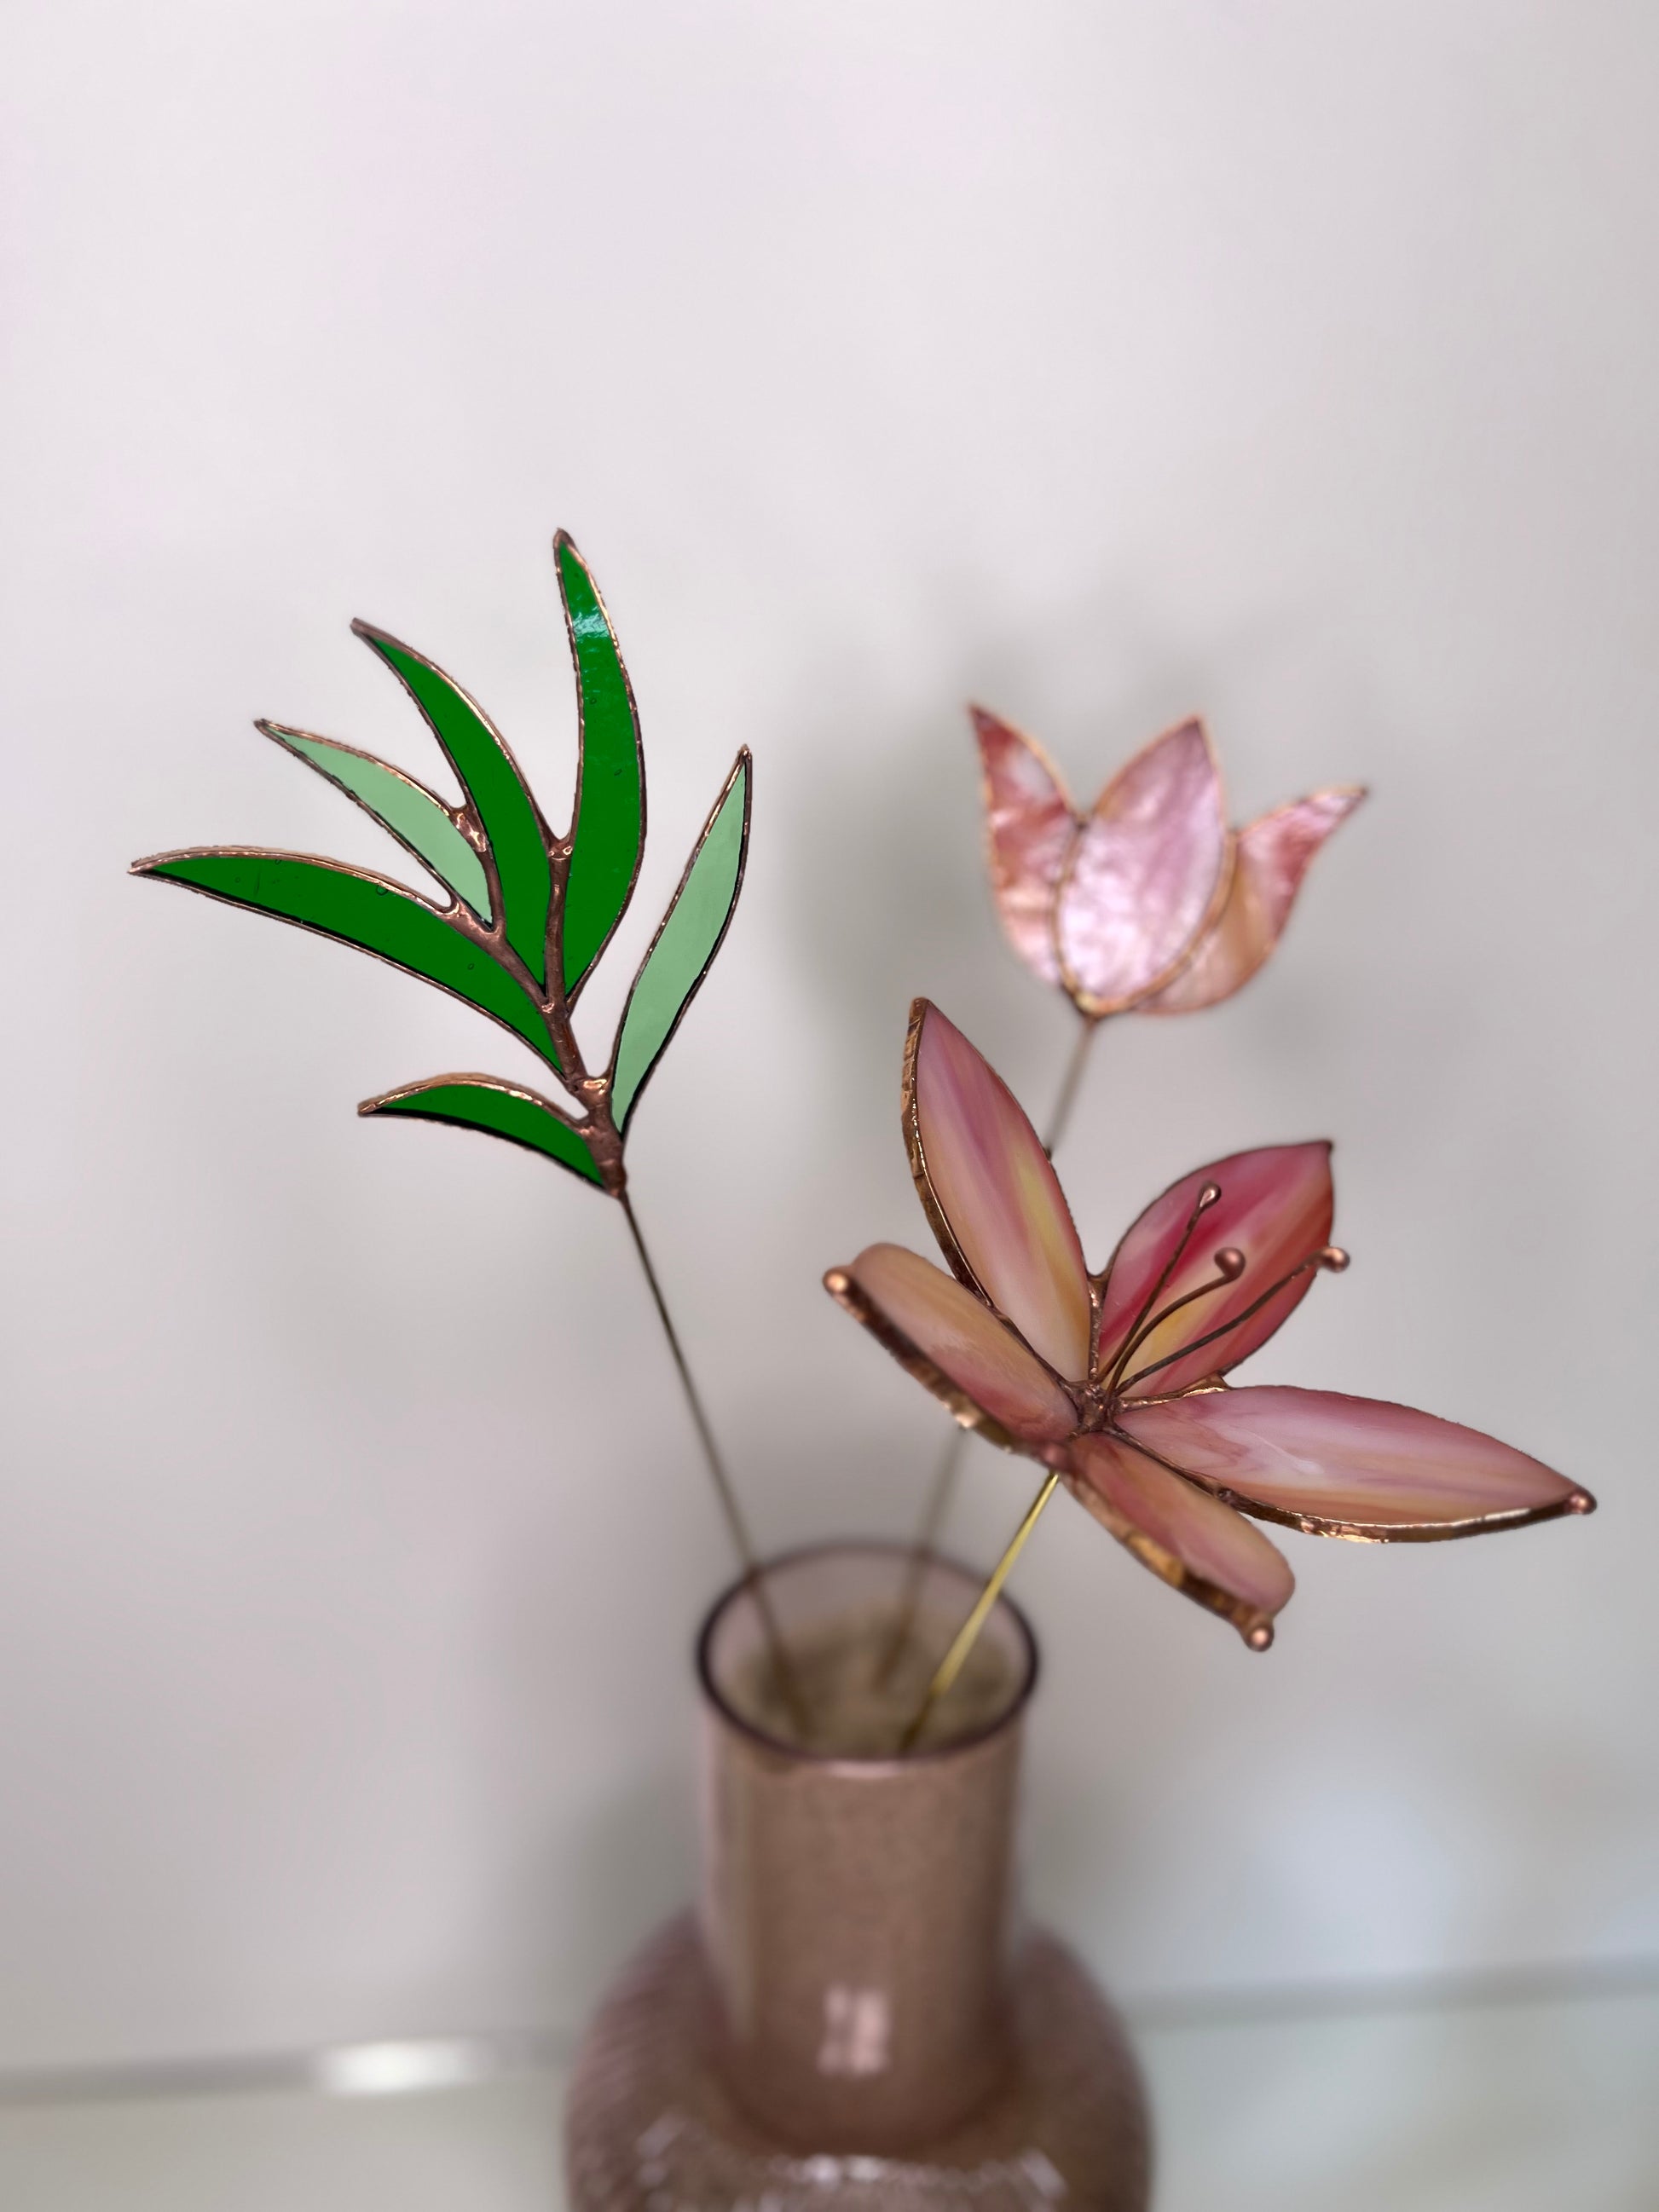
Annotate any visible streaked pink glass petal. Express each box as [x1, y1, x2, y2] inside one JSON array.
[[913, 1003, 1092, 1379], [973, 706, 1078, 987], [1117, 1388, 1585, 1530], [846, 1243, 1078, 1445], [1140, 788, 1366, 1015], [1095, 1142, 1334, 1395], [1054, 719, 1228, 1013], [1068, 1434, 1295, 1626]]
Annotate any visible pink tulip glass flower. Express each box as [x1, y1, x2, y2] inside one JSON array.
[[825, 1002, 1593, 1649], [975, 707, 1365, 1017]]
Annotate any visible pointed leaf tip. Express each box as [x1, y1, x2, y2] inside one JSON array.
[[557, 535, 646, 998], [608, 751, 750, 1134], [355, 620, 552, 987], [360, 1073, 605, 1187], [260, 720, 492, 920], [132, 847, 559, 1068]]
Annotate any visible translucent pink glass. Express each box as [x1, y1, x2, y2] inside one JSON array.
[[565, 1544, 1151, 2209]]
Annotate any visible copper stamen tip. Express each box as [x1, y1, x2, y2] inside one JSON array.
[[1198, 1182, 1223, 1210], [1320, 1246, 1350, 1273], [1246, 1622, 1274, 1651], [1567, 1489, 1595, 1515], [1213, 1247, 1246, 1279]]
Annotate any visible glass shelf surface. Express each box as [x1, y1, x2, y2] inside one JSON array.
[[0, 1980, 1652, 2212]]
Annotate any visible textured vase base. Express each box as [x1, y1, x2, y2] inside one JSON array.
[[566, 1913, 1151, 2212]]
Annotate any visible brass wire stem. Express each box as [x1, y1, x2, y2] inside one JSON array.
[[878, 1015, 1107, 1683], [899, 1470, 1062, 1753], [620, 1193, 808, 1734]]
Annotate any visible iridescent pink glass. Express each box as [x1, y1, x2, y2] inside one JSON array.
[[975, 706, 1365, 1017], [565, 1545, 1150, 2210]]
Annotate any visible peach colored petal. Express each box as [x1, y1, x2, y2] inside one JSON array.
[[906, 1002, 1092, 1380], [1066, 1434, 1293, 1646], [1116, 1388, 1593, 1537], [973, 706, 1078, 987], [825, 1243, 1078, 1451], [1095, 1142, 1335, 1397], [1140, 788, 1367, 1015], [1055, 719, 1229, 1014]]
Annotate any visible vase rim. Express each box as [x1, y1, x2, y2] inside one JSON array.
[[695, 1537, 1040, 1772]]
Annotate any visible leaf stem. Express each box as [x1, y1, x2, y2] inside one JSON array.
[[898, 1469, 1061, 1753], [619, 1193, 808, 1734]]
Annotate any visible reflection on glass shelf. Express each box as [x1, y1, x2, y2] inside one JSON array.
[[0, 1967, 1653, 2212]]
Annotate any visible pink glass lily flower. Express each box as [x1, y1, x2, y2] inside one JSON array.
[[825, 1002, 1593, 1648], [975, 707, 1365, 1017]]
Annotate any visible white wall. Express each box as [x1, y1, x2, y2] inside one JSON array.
[[3, 0, 1655, 2069]]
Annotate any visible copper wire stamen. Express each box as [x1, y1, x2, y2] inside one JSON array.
[[1101, 1181, 1223, 1391], [1106, 1247, 1246, 1386], [1117, 1245, 1349, 1395]]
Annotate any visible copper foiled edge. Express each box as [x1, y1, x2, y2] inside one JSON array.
[[1212, 1485, 1598, 1545], [899, 998, 988, 1303], [822, 1267, 1035, 1460], [1061, 1470, 1276, 1649]]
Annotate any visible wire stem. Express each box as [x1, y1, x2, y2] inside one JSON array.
[[620, 1193, 808, 1735], [872, 1424, 968, 1686], [1043, 1011, 1103, 1158], [899, 1469, 1061, 1753], [880, 1014, 1107, 1668]]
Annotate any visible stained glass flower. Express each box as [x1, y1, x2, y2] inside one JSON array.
[[974, 707, 1365, 1017], [826, 1002, 1593, 1648]]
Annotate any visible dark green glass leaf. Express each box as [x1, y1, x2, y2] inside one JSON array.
[[359, 1074, 604, 1186], [262, 721, 492, 920], [130, 849, 559, 1067], [610, 751, 750, 1133], [556, 534, 645, 997], [353, 622, 553, 987]]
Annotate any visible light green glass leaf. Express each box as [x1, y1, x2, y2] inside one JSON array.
[[353, 622, 553, 987], [359, 1074, 604, 1187], [610, 751, 750, 1133], [556, 534, 645, 997], [261, 721, 492, 920], [130, 848, 559, 1068]]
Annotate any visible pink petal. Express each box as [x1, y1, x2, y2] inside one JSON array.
[[1095, 1142, 1335, 1397], [1116, 1387, 1593, 1536], [824, 1243, 1078, 1451], [973, 706, 1079, 987], [1055, 719, 1229, 1014], [1141, 788, 1367, 1015], [906, 1002, 1094, 1380], [1066, 1434, 1293, 1646]]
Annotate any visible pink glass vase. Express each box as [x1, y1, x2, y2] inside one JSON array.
[[564, 1543, 1151, 2209]]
